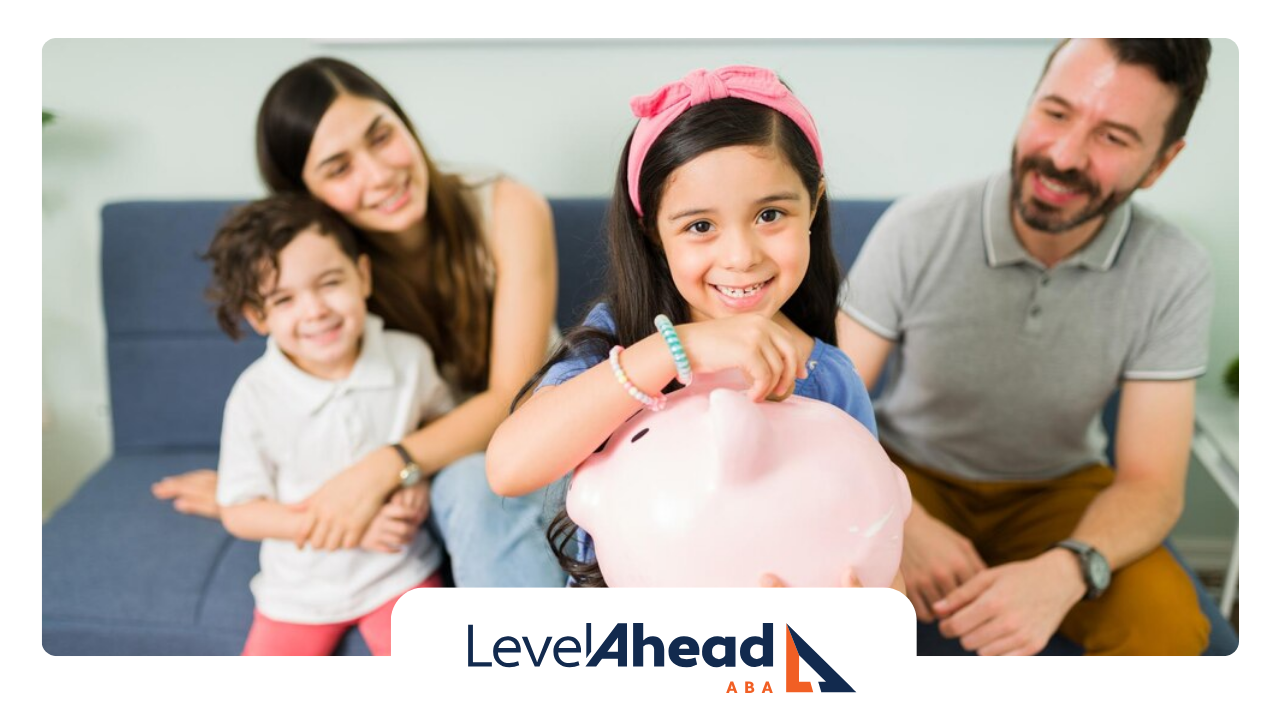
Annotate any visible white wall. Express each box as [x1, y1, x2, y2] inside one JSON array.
[[42, 40, 1240, 543]]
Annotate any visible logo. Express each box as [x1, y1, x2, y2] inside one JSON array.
[[785, 624, 854, 693], [465, 621, 853, 694]]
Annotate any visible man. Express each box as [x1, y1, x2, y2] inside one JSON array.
[[838, 39, 1217, 655]]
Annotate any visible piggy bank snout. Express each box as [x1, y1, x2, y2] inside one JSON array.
[[708, 388, 772, 486]]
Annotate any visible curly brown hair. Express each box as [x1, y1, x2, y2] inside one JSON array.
[[204, 194, 362, 340]]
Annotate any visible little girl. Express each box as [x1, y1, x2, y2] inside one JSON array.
[[487, 66, 879, 587]]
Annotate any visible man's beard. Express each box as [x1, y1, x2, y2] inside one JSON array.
[[1010, 152, 1134, 234]]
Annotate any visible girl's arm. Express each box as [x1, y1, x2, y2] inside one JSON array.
[[487, 332, 677, 497], [222, 499, 309, 543], [488, 314, 808, 497], [297, 178, 558, 550]]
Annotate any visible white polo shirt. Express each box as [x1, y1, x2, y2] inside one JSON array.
[[217, 314, 453, 623]]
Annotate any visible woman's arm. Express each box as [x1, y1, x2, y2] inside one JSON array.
[[299, 178, 559, 550], [396, 177, 559, 474]]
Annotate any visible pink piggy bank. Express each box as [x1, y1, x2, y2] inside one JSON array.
[[567, 374, 912, 587]]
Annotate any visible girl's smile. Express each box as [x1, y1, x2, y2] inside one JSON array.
[[655, 145, 812, 324], [710, 277, 774, 309]]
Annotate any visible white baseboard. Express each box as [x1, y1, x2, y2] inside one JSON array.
[[1169, 536, 1234, 574]]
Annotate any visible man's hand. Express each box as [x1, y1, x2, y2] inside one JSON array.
[[901, 506, 987, 621], [933, 549, 1085, 656]]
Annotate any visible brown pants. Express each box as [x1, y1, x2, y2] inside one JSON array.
[[893, 452, 1209, 655]]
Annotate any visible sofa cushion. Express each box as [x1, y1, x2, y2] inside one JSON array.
[[41, 451, 370, 655]]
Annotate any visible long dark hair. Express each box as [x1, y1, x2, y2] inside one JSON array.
[[256, 57, 494, 395], [526, 97, 841, 587]]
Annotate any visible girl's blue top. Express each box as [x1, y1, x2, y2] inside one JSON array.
[[537, 303, 879, 574]]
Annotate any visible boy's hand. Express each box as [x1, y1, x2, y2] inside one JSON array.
[[359, 483, 430, 553]]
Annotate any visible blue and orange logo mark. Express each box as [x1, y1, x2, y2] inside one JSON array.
[[785, 624, 854, 693]]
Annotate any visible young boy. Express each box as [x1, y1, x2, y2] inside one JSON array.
[[205, 194, 453, 655]]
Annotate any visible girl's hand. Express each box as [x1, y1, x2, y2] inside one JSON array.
[[760, 568, 863, 588], [295, 447, 400, 551], [152, 469, 221, 519], [680, 315, 808, 402], [759, 568, 904, 590], [360, 484, 431, 553]]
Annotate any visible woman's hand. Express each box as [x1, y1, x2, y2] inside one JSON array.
[[296, 447, 401, 551], [681, 315, 808, 403], [151, 469, 221, 519], [359, 483, 431, 553]]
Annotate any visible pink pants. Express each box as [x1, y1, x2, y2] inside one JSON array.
[[242, 572, 443, 656]]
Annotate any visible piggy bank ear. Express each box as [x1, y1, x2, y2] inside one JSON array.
[[708, 388, 772, 485]]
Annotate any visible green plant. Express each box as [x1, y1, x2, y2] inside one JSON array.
[[1224, 357, 1238, 398], [43, 110, 55, 126]]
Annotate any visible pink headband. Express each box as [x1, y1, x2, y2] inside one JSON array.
[[626, 65, 824, 217]]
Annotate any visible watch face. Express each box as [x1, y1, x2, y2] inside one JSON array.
[[1087, 552, 1111, 595], [401, 464, 422, 487]]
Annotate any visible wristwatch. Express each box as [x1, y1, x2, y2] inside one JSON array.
[[390, 443, 422, 488], [1053, 539, 1111, 600]]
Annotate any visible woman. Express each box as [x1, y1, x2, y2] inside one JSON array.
[[153, 57, 564, 587]]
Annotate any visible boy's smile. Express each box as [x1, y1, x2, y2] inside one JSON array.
[[245, 227, 372, 381]]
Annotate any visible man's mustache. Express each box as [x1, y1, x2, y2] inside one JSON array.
[[1020, 156, 1098, 197]]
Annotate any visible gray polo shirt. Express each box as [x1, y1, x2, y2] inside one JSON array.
[[840, 171, 1213, 481]]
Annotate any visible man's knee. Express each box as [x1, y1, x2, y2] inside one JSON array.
[[1063, 548, 1209, 655]]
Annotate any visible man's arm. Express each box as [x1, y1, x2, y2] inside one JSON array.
[[934, 379, 1195, 655], [837, 310, 988, 621], [1065, 379, 1194, 567], [836, 311, 894, 393]]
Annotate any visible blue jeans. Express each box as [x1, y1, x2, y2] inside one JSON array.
[[427, 452, 567, 587]]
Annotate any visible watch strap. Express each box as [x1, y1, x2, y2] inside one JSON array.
[[390, 442, 414, 467], [1053, 539, 1108, 599]]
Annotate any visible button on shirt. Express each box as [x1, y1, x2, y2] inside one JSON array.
[[216, 315, 454, 623], [841, 172, 1213, 481]]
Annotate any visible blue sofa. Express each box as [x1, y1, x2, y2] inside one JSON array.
[[42, 198, 1237, 655]]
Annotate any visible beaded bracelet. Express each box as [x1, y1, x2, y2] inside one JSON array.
[[653, 314, 693, 386], [608, 345, 665, 411]]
